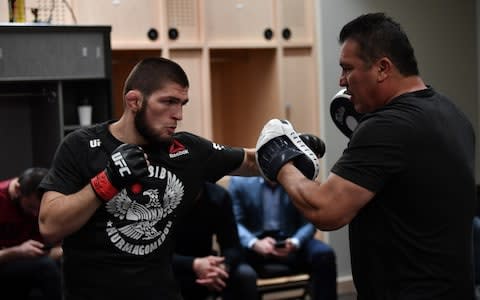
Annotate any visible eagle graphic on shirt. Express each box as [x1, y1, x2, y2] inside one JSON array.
[[104, 169, 184, 255]]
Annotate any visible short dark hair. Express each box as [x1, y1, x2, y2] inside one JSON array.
[[123, 57, 189, 97], [18, 167, 49, 198], [339, 12, 419, 76]]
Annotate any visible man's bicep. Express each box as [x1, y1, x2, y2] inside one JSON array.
[[321, 172, 374, 225], [39, 190, 65, 219]]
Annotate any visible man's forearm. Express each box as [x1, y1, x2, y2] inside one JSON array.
[[0, 247, 20, 264], [230, 148, 259, 176]]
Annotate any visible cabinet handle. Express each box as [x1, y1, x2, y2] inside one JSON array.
[[168, 28, 179, 40], [282, 28, 292, 40], [147, 28, 159, 41], [264, 28, 274, 40]]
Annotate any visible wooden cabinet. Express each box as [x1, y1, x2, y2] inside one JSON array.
[[278, 0, 315, 45], [281, 48, 318, 134], [205, 0, 275, 47], [67, 0, 318, 146], [0, 25, 112, 178], [73, 0, 163, 49], [166, 0, 202, 45], [210, 48, 281, 147]]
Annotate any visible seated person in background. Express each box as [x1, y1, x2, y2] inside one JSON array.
[[228, 176, 338, 300], [0, 168, 62, 300], [173, 181, 258, 300]]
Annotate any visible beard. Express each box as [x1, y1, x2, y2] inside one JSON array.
[[134, 102, 173, 146]]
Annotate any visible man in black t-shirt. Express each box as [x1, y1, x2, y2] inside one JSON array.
[[255, 13, 476, 299], [38, 57, 261, 300]]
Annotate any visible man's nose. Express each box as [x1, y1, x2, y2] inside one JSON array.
[[173, 106, 183, 120], [339, 74, 347, 87]]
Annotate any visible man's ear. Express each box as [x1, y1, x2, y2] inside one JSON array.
[[125, 90, 143, 112], [12, 181, 21, 198], [376, 57, 392, 82]]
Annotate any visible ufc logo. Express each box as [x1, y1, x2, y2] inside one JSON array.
[[90, 139, 101, 148], [212, 143, 225, 150], [111, 152, 131, 177]]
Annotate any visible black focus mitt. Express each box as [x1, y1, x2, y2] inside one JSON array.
[[256, 119, 320, 182]]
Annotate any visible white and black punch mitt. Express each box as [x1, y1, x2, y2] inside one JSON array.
[[330, 89, 363, 138], [256, 119, 320, 182]]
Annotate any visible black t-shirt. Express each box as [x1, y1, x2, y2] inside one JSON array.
[[332, 88, 476, 299], [40, 121, 245, 299]]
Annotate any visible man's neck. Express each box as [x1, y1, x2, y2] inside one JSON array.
[[109, 116, 146, 145], [384, 75, 427, 105]]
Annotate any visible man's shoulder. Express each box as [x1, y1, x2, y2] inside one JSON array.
[[64, 122, 109, 142], [173, 131, 201, 141], [172, 131, 209, 149], [61, 121, 115, 151]]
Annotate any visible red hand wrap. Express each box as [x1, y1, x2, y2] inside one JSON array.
[[90, 170, 119, 202]]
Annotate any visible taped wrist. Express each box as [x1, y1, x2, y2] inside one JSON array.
[[90, 170, 119, 202]]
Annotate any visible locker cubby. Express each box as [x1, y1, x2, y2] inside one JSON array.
[[210, 48, 281, 148]]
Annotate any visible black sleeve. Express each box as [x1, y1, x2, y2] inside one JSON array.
[[178, 132, 245, 183], [39, 129, 93, 195], [172, 253, 195, 275]]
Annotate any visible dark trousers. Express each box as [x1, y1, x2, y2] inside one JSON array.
[[176, 262, 258, 300], [473, 216, 480, 285], [246, 239, 338, 300], [0, 256, 62, 300]]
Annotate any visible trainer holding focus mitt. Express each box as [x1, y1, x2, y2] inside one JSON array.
[[256, 13, 476, 300]]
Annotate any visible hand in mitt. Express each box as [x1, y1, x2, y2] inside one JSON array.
[[299, 133, 326, 159], [256, 119, 321, 182]]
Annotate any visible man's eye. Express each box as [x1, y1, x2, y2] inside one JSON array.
[[163, 99, 178, 105], [342, 68, 352, 75]]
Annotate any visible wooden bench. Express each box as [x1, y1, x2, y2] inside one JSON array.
[[257, 273, 310, 299]]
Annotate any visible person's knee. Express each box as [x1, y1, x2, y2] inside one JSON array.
[[36, 256, 58, 268], [33, 256, 61, 278], [309, 242, 336, 269], [233, 263, 258, 283], [227, 263, 259, 299]]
